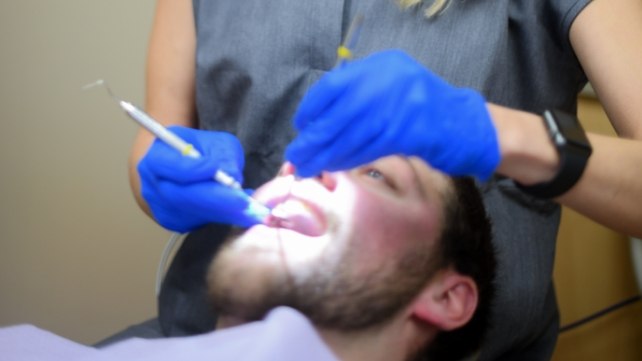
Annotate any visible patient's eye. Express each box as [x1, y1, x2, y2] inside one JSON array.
[[362, 167, 396, 190], [366, 169, 384, 180]]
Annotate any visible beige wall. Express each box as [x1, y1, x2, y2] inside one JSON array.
[[0, 1, 167, 344], [1, 0, 640, 357]]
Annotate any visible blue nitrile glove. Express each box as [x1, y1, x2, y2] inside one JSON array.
[[285, 50, 500, 180], [138, 126, 259, 233]]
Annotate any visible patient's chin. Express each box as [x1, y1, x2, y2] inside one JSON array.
[[208, 272, 293, 324], [207, 244, 294, 322]]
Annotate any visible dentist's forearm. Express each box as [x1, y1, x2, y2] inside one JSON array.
[[129, 0, 197, 219], [557, 134, 642, 238], [489, 104, 642, 238]]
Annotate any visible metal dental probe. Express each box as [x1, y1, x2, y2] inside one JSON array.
[[83, 79, 271, 223]]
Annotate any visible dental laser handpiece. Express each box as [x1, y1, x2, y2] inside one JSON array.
[[117, 98, 272, 223]]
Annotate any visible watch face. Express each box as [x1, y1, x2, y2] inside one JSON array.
[[518, 110, 593, 199], [549, 110, 592, 151]]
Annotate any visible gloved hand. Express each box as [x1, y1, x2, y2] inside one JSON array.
[[138, 126, 259, 233], [285, 50, 500, 180]]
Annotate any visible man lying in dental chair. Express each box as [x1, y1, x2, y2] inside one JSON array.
[[1, 156, 496, 361]]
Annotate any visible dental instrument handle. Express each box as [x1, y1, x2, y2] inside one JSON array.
[[214, 169, 242, 189], [120, 101, 202, 158], [334, 14, 364, 68], [119, 100, 271, 222]]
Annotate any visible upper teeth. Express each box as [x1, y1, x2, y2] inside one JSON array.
[[271, 199, 310, 219], [270, 206, 289, 219]]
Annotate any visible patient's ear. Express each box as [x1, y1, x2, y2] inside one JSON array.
[[411, 268, 478, 331]]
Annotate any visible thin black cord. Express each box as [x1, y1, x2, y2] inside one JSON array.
[[559, 294, 642, 333]]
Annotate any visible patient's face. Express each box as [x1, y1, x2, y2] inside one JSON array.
[[208, 156, 452, 329]]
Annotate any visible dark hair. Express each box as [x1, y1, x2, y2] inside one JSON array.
[[420, 177, 497, 361]]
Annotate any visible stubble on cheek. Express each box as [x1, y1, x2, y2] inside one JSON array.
[[206, 241, 291, 322]]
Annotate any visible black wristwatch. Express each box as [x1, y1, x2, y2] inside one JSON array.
[[516, 109, 592, 198]]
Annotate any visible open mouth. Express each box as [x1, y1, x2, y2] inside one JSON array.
[[265, 198, 326, 237]]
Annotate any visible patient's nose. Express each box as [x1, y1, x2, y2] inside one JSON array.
[[277, 162, 296, 177], [278, 162, 336, 190], [315, 172, 337, 191]]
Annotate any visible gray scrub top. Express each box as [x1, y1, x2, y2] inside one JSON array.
[[158, 1, 592, 360]]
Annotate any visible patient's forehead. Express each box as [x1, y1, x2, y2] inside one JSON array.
[[406, 157, 453, 201]]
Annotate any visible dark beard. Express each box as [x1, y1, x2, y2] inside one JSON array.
[[207, 232, 440, 331]]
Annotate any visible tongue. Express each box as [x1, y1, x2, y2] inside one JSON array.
[[269, 199, 325, 237]]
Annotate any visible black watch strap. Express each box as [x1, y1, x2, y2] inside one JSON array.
[[516, 110, 592, 199]]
